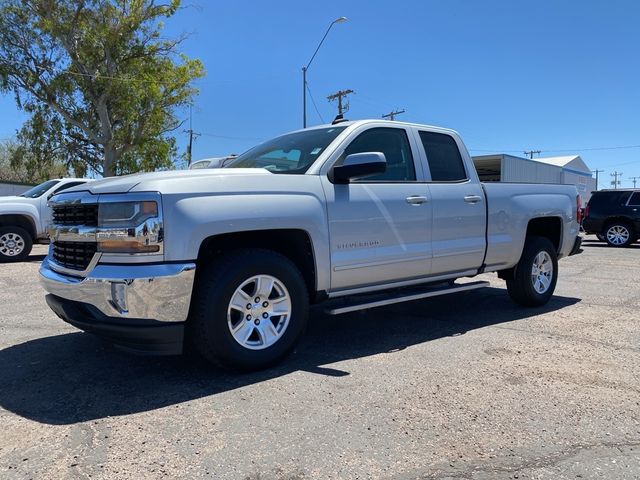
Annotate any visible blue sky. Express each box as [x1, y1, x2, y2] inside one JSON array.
[[1, 0, 639, 186]]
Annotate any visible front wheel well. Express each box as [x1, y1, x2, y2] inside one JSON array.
[[196, 229, 317, 300], [0, 214, 36, 239]]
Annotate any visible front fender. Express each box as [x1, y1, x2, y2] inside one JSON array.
[[0, 204, 40, 235], [161, 190, 331, 291]]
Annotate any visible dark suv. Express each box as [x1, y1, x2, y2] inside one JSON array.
[[583, 189, 640, 247]]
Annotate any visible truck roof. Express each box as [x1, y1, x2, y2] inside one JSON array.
[[295, 119, 461, 137]]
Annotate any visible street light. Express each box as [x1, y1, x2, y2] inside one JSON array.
[[302, 16, 348, 128]]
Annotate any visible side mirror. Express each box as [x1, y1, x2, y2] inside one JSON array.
[[330, 152, 386, 184]]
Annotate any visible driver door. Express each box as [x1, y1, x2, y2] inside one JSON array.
[[320, 125, 433, 291]]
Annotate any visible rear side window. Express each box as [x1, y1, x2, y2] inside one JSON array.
[[628, 192, 640, 206], [590, 191, 630, 207], [419, 131, 467, 182]]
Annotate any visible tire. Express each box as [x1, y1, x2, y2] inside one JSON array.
[[603, 222, 634, 248], [189, 248, 309, 371], [507, 236, 558, 307], [0, 226, 33, 262]]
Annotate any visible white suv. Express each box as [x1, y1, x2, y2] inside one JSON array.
[[0, 178, 90, 261]]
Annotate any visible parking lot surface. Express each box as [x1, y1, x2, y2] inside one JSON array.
[[0, 238, 639, 479]]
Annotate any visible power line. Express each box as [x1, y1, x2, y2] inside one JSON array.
[[198, 133, 265, 142], [470, 144, 640, 154], [630, 176, 639, 188], [9, 60, 171, 85], [305, 83, 325, 124]]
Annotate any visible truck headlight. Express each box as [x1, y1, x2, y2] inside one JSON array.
[[97, 200, 162, 254]]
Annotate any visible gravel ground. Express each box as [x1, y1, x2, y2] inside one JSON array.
[[0, 237, 638, 479]]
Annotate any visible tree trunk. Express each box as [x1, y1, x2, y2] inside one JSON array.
[[103, 147, 117, 177]]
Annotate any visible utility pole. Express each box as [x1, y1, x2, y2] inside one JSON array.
[[630, 176, 639, 188], [592, 169, 604, 191], [327, 89, 354, 118], [382, 109, 406, 121], [523, 150, 542, 159], [610, 171, 622, 189], [184, 105, 200, 166]]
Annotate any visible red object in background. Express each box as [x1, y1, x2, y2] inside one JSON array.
[[576, 195, 583, 224]]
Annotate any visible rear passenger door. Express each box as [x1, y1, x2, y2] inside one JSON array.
[[415, 129, 487, 275]]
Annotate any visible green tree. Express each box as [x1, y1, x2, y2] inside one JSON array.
[[0, 134, 68, 184], [0, 0, 204, 177]]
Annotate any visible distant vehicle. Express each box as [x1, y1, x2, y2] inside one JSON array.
[[41, 120, 582, 370], [583, 189, 640, 247], [0, 178, 91, 262], [189, 155, 237, 170]]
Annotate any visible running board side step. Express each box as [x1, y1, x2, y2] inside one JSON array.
[[325, 281, 490, 315]]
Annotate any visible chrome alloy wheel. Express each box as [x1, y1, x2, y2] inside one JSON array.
[[606, 225, 630, 246], [0, 232, 25, 257], [227, 274, 292, 350], [531, 251, 553, 294]]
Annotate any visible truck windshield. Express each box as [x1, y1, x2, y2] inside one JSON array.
[[225, 126, 347, 174], [19, 180, 60, 198]]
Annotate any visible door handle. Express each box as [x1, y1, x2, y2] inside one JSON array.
[[406, 195, 428, 205], [464, 195, 483, 204]]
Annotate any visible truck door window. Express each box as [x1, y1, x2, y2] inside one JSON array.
[[419, 131, 467, 182], [52, 181, 86, 194], [343, 127, 416, 182]]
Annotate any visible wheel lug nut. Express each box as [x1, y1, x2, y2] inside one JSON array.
[[254, 297, 260, 303], [246, 314, 252, 321], [254, 319, 260, 325], [262, 301, 268, 307], [246, 303, 252, 310], [262, 312, 268, 318]]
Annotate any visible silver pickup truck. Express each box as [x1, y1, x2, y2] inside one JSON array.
[[40, 120, 582, 370]]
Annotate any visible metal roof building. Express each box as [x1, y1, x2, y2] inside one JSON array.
[[472, 153, 596, 204]]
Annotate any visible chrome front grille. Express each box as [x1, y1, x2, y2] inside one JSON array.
[[52, 241, 97, 271], [52, 204, 98, 226]]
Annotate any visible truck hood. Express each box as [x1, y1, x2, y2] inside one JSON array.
[[72, 168, 274, 195], [0, 195, 38, 207], [0, 196, 23, 203]]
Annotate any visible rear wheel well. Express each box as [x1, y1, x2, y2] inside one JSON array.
[[0, 215, 36, 239], [498, 217, 561, 281], [526, 217, 561, 252], [196, 229, 317, 300]]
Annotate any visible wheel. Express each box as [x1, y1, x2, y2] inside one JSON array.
[[507, 236, 558, 307], [603, 222, 634, 247], [595, 233, 606, 242], [0, 226, 33, 262], [189, 249, 309, 371]]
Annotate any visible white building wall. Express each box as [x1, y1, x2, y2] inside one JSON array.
[[561, 171, 596, 205], [501, 156, 561, 183], [0, 182, 32, 196]]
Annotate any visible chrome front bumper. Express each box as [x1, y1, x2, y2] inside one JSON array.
[[39, 258, 196, 323]]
